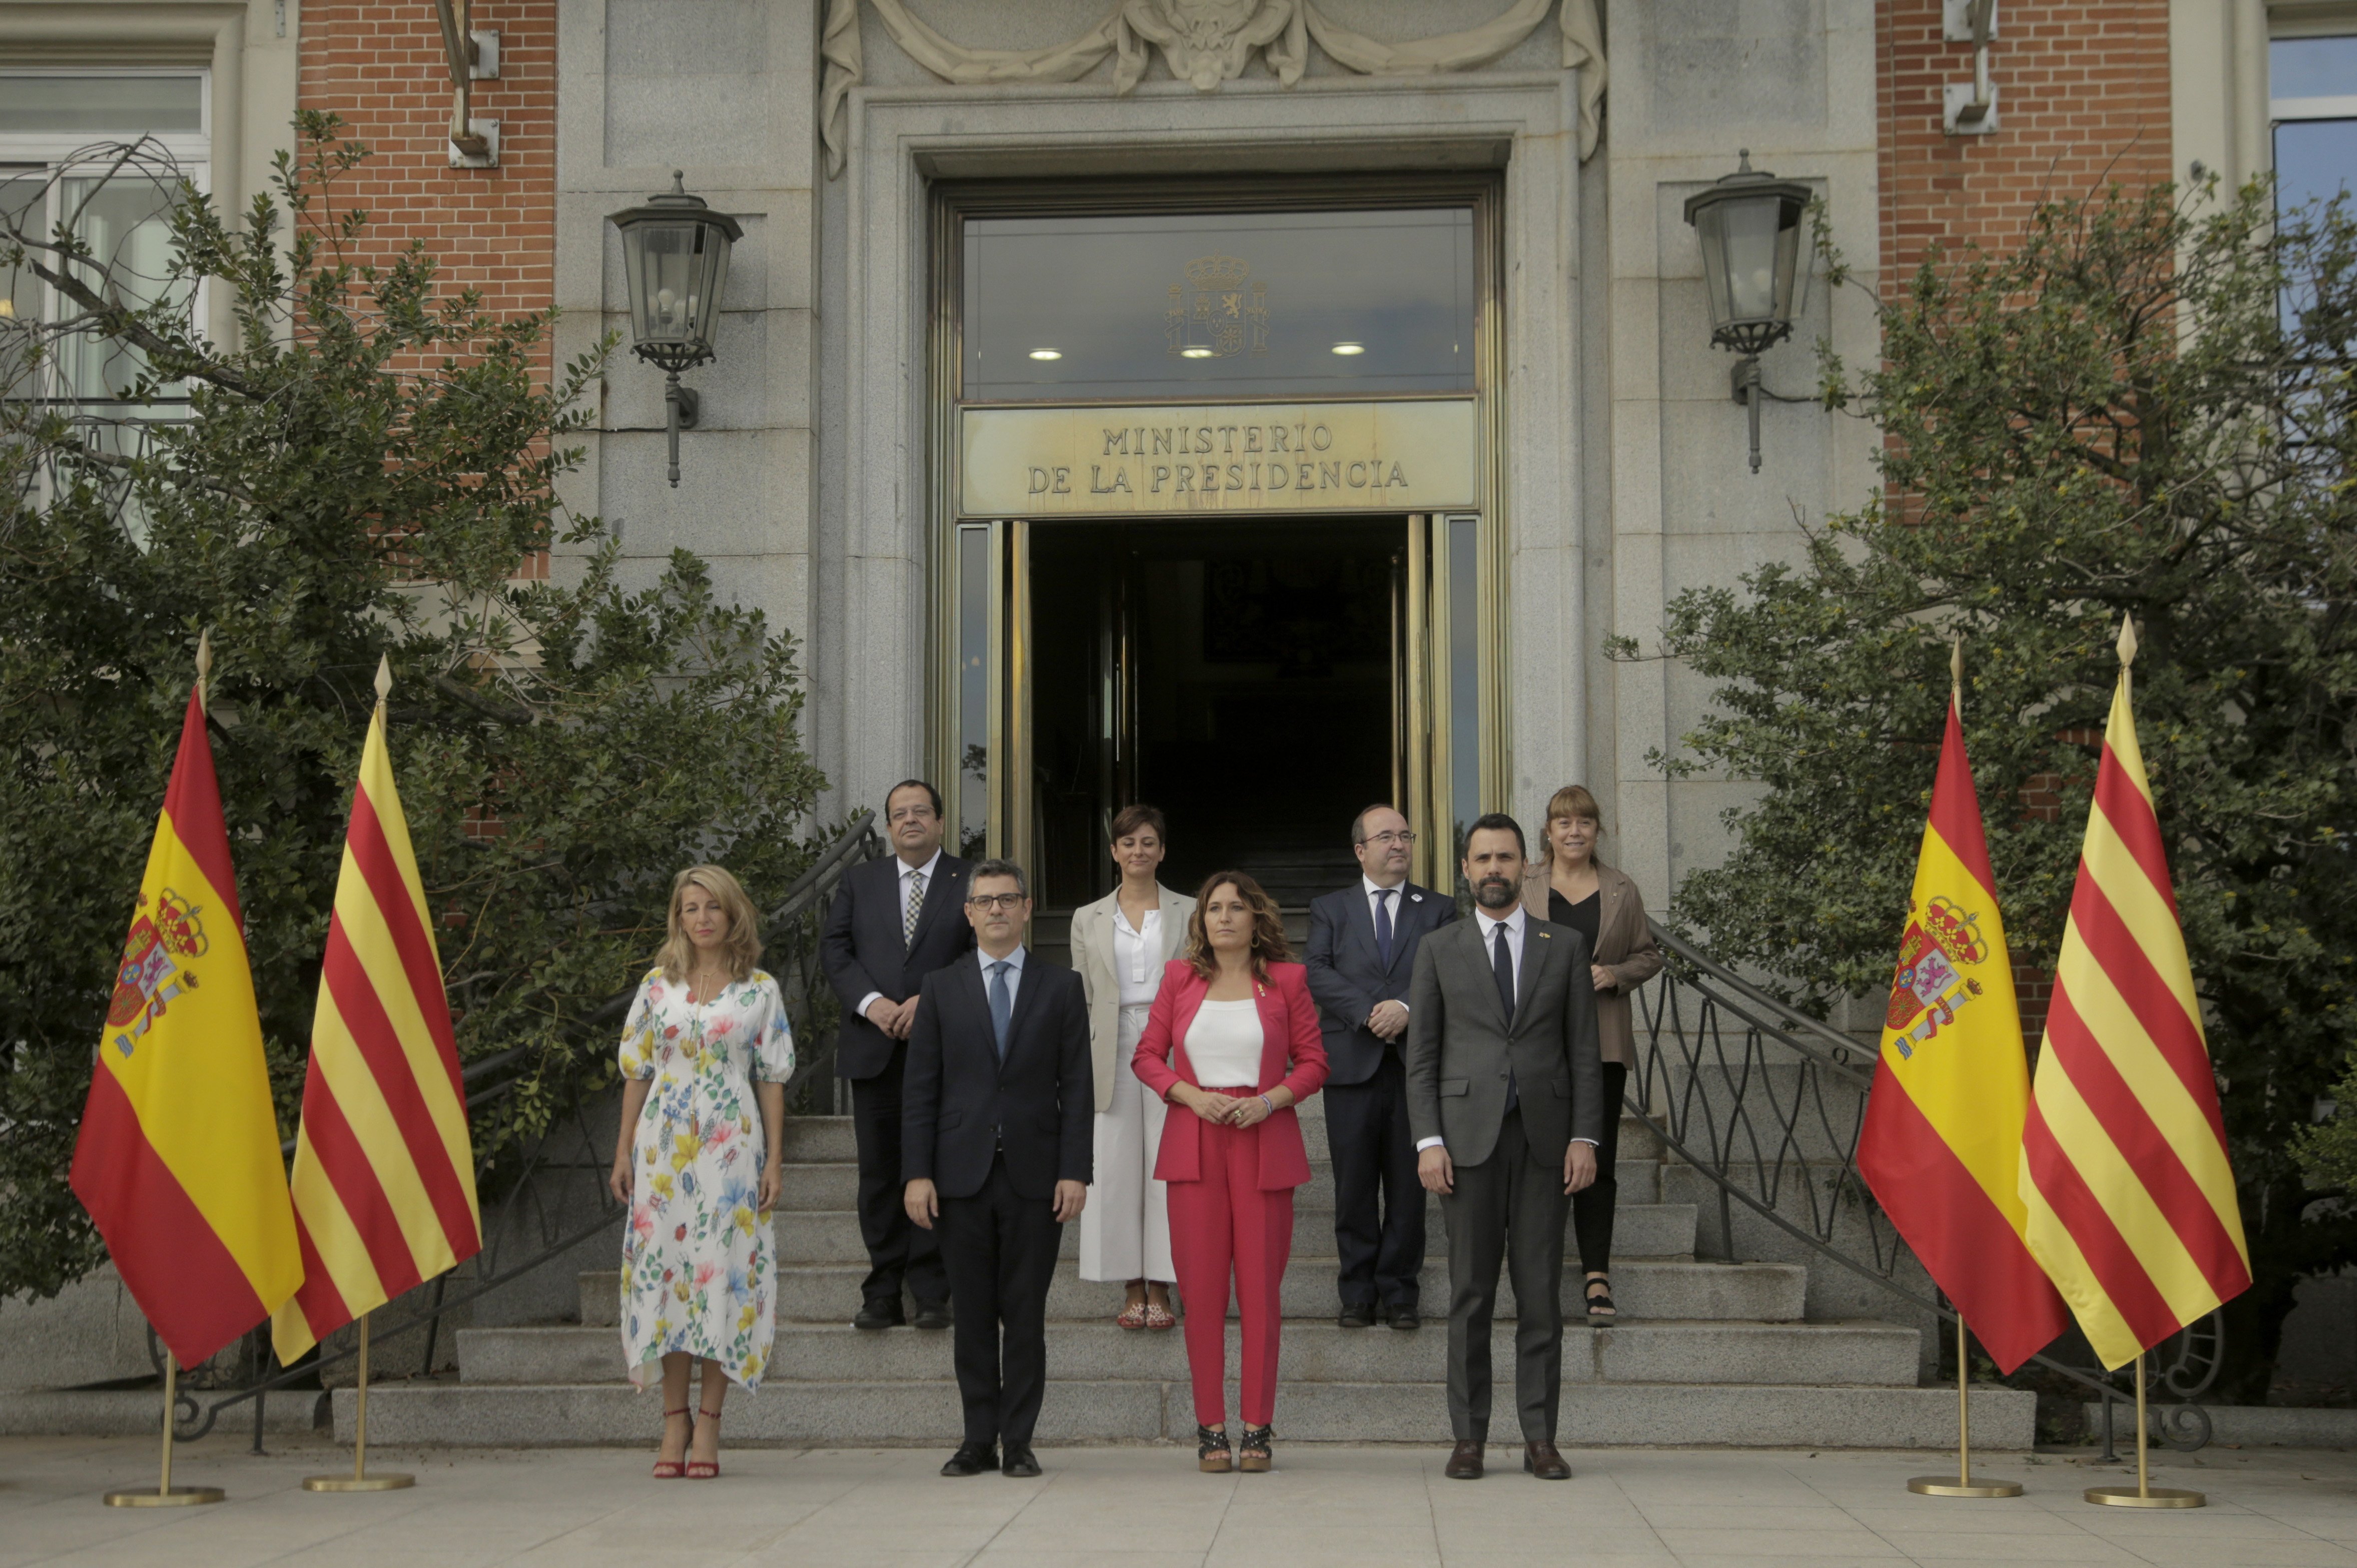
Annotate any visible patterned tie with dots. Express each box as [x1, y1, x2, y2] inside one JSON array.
[[904, 869, 926, 948]]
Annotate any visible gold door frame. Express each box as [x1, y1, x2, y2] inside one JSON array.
[[928, 174, 1511, 880]]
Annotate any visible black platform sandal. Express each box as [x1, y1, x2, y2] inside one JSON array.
[[1238, 1424, 1274, 1473], [1584, 1276, 1619, 1322], [1197, 1424, 1233, 1473]]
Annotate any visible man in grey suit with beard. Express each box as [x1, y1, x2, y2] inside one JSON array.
[[1406, 812, 1604, 1481]]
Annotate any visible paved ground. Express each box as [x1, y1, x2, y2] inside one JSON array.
[[4, 1434, 2354, 1566]]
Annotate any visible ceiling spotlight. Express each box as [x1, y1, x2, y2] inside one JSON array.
[[1331, 341, 1365, 356], [1028, 348, 1062, 360], [1181, 346, 1214, 359]]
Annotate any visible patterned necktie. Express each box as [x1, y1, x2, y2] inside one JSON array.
[[1374, 888, 1395, 969], [1493, 923, 1519, 1113], [904, 868, 926, 948], [988, 961, 1013, 1063]]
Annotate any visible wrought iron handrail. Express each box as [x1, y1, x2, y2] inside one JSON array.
[[1630, 917, 2221, 1455], [175, 813, 886, 1440]]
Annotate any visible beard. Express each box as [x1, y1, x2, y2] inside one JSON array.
[[1472, 874, 1518, 911]]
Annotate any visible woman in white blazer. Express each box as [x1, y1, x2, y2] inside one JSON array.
[[1069, 804, 1196, 1329]]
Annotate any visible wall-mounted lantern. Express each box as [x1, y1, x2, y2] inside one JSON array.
[[607, 173, 742, 488], [1683, 150, 1815, 474]]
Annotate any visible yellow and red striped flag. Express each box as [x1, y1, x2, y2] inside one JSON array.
[[2021, 620, 2250, 1368], [1857, 688, 2071, 1373], [272, 661, 480, 1363], [72, 658, 304, 1367]]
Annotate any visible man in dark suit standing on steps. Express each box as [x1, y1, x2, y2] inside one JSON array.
[[1407, 813, 1604, 1482], [821, 779, 974, 1331], [903, 859, 1091, 1479], [1306, 803, 1456, 1330]]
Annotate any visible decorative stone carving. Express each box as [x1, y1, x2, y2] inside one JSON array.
[[819, 0, 1607, 177]]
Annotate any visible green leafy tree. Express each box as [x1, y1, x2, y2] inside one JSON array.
[[1617, 179, 2357, 1399], [0, 116, 825, 1302]]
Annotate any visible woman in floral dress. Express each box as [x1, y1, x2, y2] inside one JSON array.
[[608, 865, 792, 1478]]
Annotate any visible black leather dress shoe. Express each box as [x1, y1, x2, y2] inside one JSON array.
[[940, 1443, 997, 1476], [1387, 1304, 1420, 1331], [854, 1298, 904, 1331], [912, 1299, 952, 1331], [1444, 1439, 1485, 1479], [999, 1443, 1041, 1478], [1337, 1302, 1376, 1329], [1524, 1440, 1571, 1480]]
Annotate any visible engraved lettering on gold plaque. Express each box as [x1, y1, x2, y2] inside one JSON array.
[[961, 400, 1476, 516]]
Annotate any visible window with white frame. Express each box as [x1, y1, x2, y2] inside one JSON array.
[[0, 69, 209, 476], [2271, 36, 2357, 212]]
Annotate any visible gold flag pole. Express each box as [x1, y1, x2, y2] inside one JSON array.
[[2085, 1351, 2205, 1507], [105, 1347, 228, 1506], [1908, 1315, 2022, 1497]]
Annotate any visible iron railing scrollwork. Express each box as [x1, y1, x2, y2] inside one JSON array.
[[1628, 917, 2221, 1456], [157, 812, 885, 1442]]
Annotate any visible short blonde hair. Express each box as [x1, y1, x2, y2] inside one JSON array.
[[1541, 785, 1604, 866], [655, 865, 762, 984]]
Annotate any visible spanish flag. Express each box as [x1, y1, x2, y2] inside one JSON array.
[[71, 675, 303, 1368], [273, 664, 481, 1363], [2022, 620, 2249, 1368], [1857, 691, 2070, 1373]]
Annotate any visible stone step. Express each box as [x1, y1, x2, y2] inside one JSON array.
[[774, 1112, 1667, 1169], [578, 1255, 1807, 1328], [458, 1317, 1920, 1388], [764, 1201, 1698, 1266], [340, 1379, 2033, 1449], [768, 1156, 1666, 1213]]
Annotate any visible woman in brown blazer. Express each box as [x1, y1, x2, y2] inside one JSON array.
[[1521, 785, 1663, 1321]]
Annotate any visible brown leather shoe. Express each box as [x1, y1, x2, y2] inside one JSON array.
[[1524, 1440, 1571, 1480], [1443, 1439, 1485, 1479]]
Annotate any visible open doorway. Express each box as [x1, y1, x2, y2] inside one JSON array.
[[1027, 518, 1406, 915]]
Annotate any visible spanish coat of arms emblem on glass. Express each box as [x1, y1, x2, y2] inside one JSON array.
[[1167, 254, 1268, 360]]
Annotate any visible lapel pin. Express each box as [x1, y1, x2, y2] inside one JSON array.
[[1410, 893, 1424, 903]]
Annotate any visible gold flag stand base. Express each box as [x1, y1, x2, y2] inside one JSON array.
[[302, 1312, 414, 1494], [105, 1350, 226, 1507], [2084, 1351, 2205, 1509], [1908, 1318, 2022, 1499]]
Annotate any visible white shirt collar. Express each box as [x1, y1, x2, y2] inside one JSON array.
[[980, 944, 1027, 976], [1475, 903, 1525, 938], [1362, 874, 1406, 900], [899, 848, 943, 883]]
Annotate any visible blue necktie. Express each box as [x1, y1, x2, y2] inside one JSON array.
[[1492, 924, 1518, 1114], [988, 961, 1013, 1064], [1374, 888, 1395, 969]]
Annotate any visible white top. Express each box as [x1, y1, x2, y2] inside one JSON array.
[[1111, 906, 1163, 1009], [1184, 998, 1263, 1089]]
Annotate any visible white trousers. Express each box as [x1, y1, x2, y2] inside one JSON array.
[[1079, 1005, 1175, 1283]]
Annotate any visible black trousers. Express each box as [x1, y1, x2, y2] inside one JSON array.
[[1571, 1061, 1629, 1277], [937, 1153, 1062, 1447], [1440, 1107, 1568, 1443], [1324, 1050, 1425, 1309], [849, 1044, 948, 1307]]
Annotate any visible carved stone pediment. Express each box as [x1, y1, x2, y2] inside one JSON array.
[[818, 0, 1608, 177]]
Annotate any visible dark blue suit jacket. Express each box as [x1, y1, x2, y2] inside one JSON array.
[[1303, 880, 1457, 1086], [820, 852, 977, 1080], [901, 954, 1093, 1201]]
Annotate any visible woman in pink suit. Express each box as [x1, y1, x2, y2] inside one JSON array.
[[1132, 871, 1328, 1475]]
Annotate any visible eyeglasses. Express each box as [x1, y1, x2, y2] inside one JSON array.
[[1362, 830, 1417, 847], [966, 893, 1026, 912]]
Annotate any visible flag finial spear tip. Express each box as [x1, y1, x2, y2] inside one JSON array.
[[1950, 631, 1965, 696], [195, 629, 211, 682], [374, 654, 393, 704], [2117, 613, 2139, 667]]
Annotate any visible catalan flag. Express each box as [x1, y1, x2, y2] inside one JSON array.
[[71, 674, 304, 1367], [1857, 691, 2071, 1373], [2022, 621, 2250, 1368], [272, 666, 480, 1363]]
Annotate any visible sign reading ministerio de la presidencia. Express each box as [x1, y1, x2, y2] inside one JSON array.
[[960, 399, 1478, 517]]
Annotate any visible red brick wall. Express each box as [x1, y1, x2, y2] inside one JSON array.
[[298, 0, 558, 576], [1878, 0, 2175, 289]]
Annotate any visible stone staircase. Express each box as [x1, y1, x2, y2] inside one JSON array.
[[346, 1104, 2036, 1448]]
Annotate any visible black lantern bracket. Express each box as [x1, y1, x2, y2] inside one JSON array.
[[606, 173, 744, 488]]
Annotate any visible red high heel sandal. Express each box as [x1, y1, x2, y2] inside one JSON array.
[[686, 1405, 723, 1479], [652, 1406, 691, 1478]]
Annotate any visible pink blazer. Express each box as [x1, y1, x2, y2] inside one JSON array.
[[1131, 959, 1329, 1191]]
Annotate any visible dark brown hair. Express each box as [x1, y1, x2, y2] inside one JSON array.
[[1108, 802, 1167, 844], [1184, 870, 1290, 982]]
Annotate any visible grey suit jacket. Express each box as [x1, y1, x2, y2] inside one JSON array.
[[1404, 914, 1606, 1170]]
